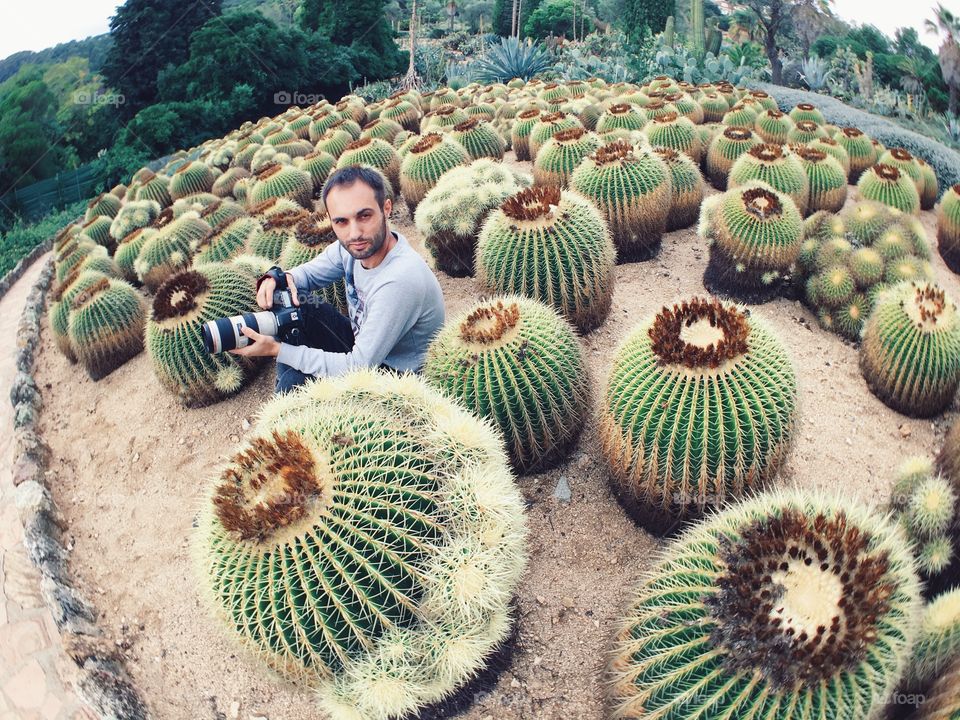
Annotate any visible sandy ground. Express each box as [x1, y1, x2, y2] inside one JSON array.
[[34, 154, 960, 720]]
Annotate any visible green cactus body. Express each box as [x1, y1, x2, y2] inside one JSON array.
[[570, 140, 671, 261], [316, 128, 354, 159], [797, 238, 822, 278], [600, 299, 797, 532], [843, 200, 899, 245], [67, 276, 146, 380], [879, 147, 924, 195], [448, 117, 505, 162], [422, 105, 470, 134], [335, 99, 367, 128], [858, 164, 921, 216], [84, 192, 121, 221], [169, 161, 216, 200], [424, 297, 588, 472], [55, 236, 98, 283], [606, 489, 921, 717], [232, 143, 261, 171], [74, 245, 120, 279], [115, 228, 157, 283], [146, 265, 261, 406], [663, 93, 703, 124], [653, 147, 705, 231], [754, 109, 795, 144], [595, 103, 647, 136], [308, 111, 345, 142], [699, 93, 730, 123], [195, 369, 526, 718], [789, 102, 826, 124], [336, 137, 402, 194], [360, 118, 404, 144], [729, 144, 811, 217], [511, 109, 542, 162], [194, 216, 261, 265], [833, 292, 870, 340], [398, 133, 470, 214], [748, 90, 779, 111], [197, 199, 246, 229], [643, 111, 701, 163], [705, 126, 759, 190], [247, 207, 309, 263], [918, 158, 939, 211], [528, 111, 585, 161], [476, 185, 615, 332], [704, 181, 804, 291], [172, 192, 222, 219], [860, 282, 960, 417], [795, 147, 848, 213], [540, 82, 570, 106], [414, 159, 527, 277], [381, 99, 420, 133], [883, 254, 933, 285], [787, 120, 827, 144], [848, 247, 885, 288], [80, 215, 114, 250], [109, 199, 162, 242], [835, 127, 875, 182], [248, 163, 314, 210], [133, 171, 173, 208], [295, 150, 336, 198], [49, 270, 111, 362], [910, 588, 960, 687], [937, 184, 960, 272], [814, 265, 856, 309], [273, 139, 314, 159], [906, 475, 957, 540], [809, 137, 851, 176], [532, 127, 600, 189], [721, 103, 759, 128], [918, 535, 954, 578], [264, 128, 296, 147], [134, 209, 207, 292]]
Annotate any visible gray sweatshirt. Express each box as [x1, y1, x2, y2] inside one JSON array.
[[278, 231, 445, 376]]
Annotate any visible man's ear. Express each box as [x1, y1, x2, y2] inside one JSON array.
[[383, 196, 393, 217]]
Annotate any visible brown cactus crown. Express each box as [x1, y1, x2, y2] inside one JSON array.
[[796, 121, 820, 132], [542, 111, 566, 123], [723, 126, 753, 141], [705, 508, 893, 689], [609, 103, 632, 114], [749, 143, 785, 162], [214, 430, 334, 543], [518, 109, 541, 120], [890, 147, 914, 161], [459, 300, 521, 346], [501, 185, 562, 222], [261, 208, 310, 231], [592, 139, 633, 165], [453, 118, 479, 132], [741, 186, 784, 220], [152, 207, 176, 230], [654, 112, 679, 124], [906, 283, 951, 329], [797, 103, 817, 111], [69, 276, 110, 312], [152, 270, 210, 322], [842, 127, 863, 138], [344, 137, 373, 151], [553, 127, 586, 142], [873, 163, 901, 182], [654, 147, 680, 162], [796, 147, 827, 163], [256, 163, 283, 180], [648, 297, 750, 369], [411, 133, 444, 154], [433, 105, 458, 117], [173, 161, 196, 175], [295, 211, 335, 248], [765, 110, 785, 119]]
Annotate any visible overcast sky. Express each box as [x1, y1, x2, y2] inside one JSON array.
[[0, 0, 951, 60]]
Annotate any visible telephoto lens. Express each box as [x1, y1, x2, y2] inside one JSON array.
[[201, 311, 281, 353]]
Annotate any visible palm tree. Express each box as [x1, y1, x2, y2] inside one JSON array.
[[402, 0, 422, 90], [926, 3, 960, 116]]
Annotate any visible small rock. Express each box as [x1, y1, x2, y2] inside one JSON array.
[[576, 454, 591, 470], [552, 476, 571, 502], [899, 425, 912, 438], [241, 418, 251, 430], [229, 701, 240, 719], [535, 595, 547, 605], [561, 596, 575, 609], [133, 452, 140, 463], [510, 678, 521, 689], [230, 435, 240, 443]]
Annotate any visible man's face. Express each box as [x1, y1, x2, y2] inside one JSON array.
[[325, 180, 392, 261]]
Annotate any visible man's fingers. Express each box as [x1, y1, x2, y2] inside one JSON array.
[[286, 273, 299, 306], [258, 279, 275, 309]]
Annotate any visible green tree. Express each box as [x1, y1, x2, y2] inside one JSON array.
[[731, 0, 832, 84], [101, 0, 223, 117], [623, 0, 674, 42], [524, 0, 591, 39], [926, 2, 960, 116]]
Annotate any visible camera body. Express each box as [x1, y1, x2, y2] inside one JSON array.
[[201, 267, 304, 354]]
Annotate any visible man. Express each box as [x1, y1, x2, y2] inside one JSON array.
[[231, 165, 445, 393]]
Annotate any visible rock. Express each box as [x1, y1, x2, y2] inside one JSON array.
[[552, 475, 571, 502], [899, 425, 912, 438], [230, 435, 240, 443], [535, 595, 547, 605], [241, 418, 251, 430], [561, 596, 575, 609], [230, 701, 240, 719], [510, 677, 521, 689]]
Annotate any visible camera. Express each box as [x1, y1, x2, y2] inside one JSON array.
[[201, 267, 304, 353]]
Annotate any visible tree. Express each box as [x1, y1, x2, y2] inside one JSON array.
[[402, 0, 421, 89], [101, 0, 222, 118], [623, 0, 674, 42], [926, 2, 960, 116], [524, 0, 590, 39]]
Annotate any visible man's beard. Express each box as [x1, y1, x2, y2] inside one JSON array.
[[341, 211, 388, 260]]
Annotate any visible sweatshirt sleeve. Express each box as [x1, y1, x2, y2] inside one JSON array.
[[288, 240, 344, 291], [276, 278, 421, 376]]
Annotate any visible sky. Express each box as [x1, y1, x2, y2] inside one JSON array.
[[0, 0, 953, 60]]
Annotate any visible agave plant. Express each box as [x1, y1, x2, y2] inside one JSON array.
[[470, 37, 553, 83], [800, 56, 834, 91]]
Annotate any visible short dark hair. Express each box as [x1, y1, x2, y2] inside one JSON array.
[[321, 165, 393, 209]]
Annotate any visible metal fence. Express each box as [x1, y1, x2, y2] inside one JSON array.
[[0, 163, 102, 220]]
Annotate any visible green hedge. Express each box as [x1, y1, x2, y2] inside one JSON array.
[[0, 200, 85, 278], [755, 83, 960, 191]]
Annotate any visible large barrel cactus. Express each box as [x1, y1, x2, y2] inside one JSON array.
[[795, 146, 847, 213], [135, 209, 209, 292], [653, 146, 705, 231], [729, 143, 810, 217], [532, 127, 600, 188], [600, 297, 797, 533], [860, 281, 960, 417], [145, 264, 261, 406], [606, 489, 921, 719], [336, 137, 402, 194], [449, 117, 506, 161], [569, 139, 672, 261], [67, 277, 146, 380], [424, 296, 589, 473], [705, 126, 760, 190], [834, 126, 876, 182], [247, 163, 314, 210], [398, 133, 470, 213], [277, 210, 349, 315], [857, 163, 921, 215], [476, 185, 615, 332], [195, 369, 527, 720], [169, 160, 215, 200], [937, 183, 960, 273]]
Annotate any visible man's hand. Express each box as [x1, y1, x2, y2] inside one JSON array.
[[257, 272, 300, 309], [229, 327, 281, 357]]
